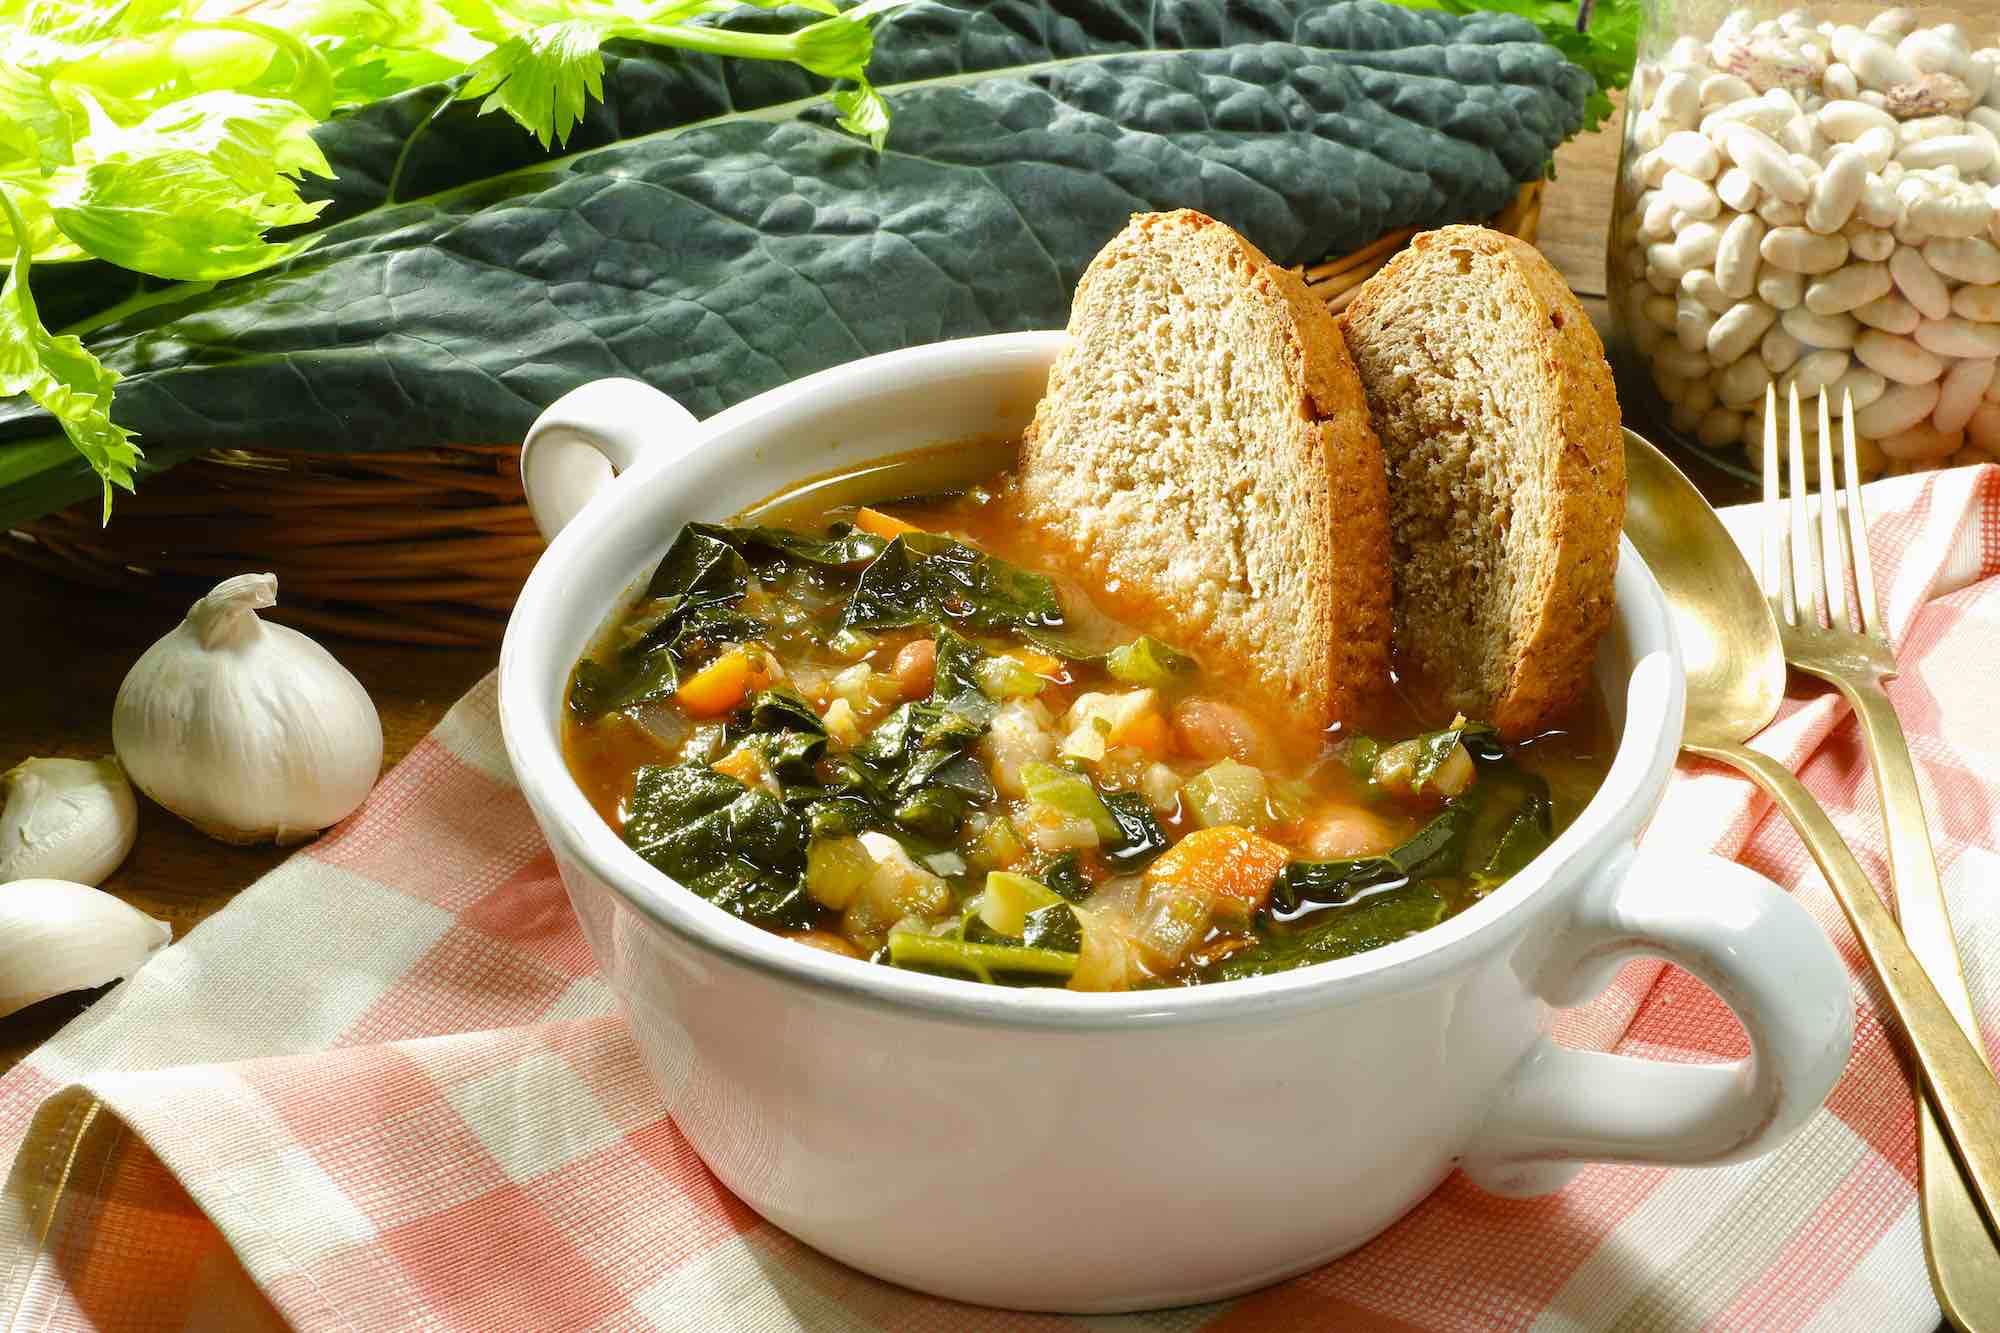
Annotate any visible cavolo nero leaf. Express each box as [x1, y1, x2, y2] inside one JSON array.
[[846, 534, 1064, 632], [2, 0, 1591, 525]]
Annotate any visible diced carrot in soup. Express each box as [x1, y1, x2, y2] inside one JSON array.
[[676, 648, 754, 717], [1144, 825, 1291, 909], [1107, 709, 1170, 755], [855, 506, 923, 539]]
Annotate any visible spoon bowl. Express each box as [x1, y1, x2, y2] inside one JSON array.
[[1621, 431, 1786, 750]]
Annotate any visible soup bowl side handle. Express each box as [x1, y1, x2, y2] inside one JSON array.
[[1460, 845, 1854, 1197], [520, 378, 702, 541]]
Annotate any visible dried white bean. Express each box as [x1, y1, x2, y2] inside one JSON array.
[[1640, 192, 1679, 242], [1671, 400, 1702, 433], [1646, 263, 1679, 296], [1652, 362, 1688, 401], [1805, 260, 1892, 314], [1855, 290, 1921, 333], [1951, 284, 2000, 322], [1970, 106, 2000, 140], [1853, 379, 1942, 435], [1761, 225, 1849, 274], [1704, 98, 1792, 139], [1677, 295, 1718, 353], [1893, 216, 1932, 248], [1717, 167, 1762, 213], [1878, 422, 1964, 461], [1855, 328, 1944, 383], [1662, 169, 1722, 220], [1634, 149, 1671, 190], [1900, 184, 1993, 240], [1709, 301, 1778, 363], [1683, 375, 1717, 416], [1759, 197, 1807, 227], [1648, 240, 1691, 284], [1683, 267, 1733, 314], [1729, 125, 1812, 203], [1899, 30, 1968, 81], [1780, 118, 1824, 159], [1656, 343, 1714, 380], [1968, 59, 1997, 109], [1896, 114, 1966, 145], [1847, 224, 1895, 261], [1864, 11, 1916, 41], [1806, 147, 1867, 232], [1759, 267, 1806, 309], [1701, 72, 1755, 109], [1782, 305, 1861, 347], [1677, 220, 1724, 269], [1818, 99, 1897, 141], [1854, 127, 1898, 173], [1970, 403, 2000, 453], [1824, 63, 1859, 101], [1716, 213, 1765, 297], [1844, 35, 1918, 91], [1661, 130, 1722, 179], [1857, 173, 1901, 226], [1830, 364, 1887, 412], [1698, 407, 1746, 448], [1643, 293, 1678, 330], [1925, 236, 2000, 285], [1763, 324, 1807, 372], [1782, 348, 1852, 397], [1914, 317, 2000, 358], [1656, 72, 1702, 129], [1718, 354, 1775, 406], [1890, 245, 1952, 318], [1898, 135, 1996, 173], [1935, 357, 1997, 432]]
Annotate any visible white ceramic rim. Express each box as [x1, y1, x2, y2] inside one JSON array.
[[498, 332, 1683, 1030]]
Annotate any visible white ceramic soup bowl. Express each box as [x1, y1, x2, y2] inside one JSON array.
[[500, 331, 1853, 1314]]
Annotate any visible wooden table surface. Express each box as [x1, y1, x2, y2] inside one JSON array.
[[0, 99, 1742, 1072]]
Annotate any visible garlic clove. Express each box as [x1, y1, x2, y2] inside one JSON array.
[[0, 879, 171, 1017], [0, 756, 138, 887], [113, 573, 384, 845]]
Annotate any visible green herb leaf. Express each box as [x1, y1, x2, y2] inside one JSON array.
[[0, 189, 136, 522], [457, 19, 607, 149]]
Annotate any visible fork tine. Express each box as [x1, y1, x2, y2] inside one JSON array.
[[1761, 385, 1791, 622], [1841, 388, 1885, 639], [1815, 389, 1849, 632], [1787, 382, 1823, 626]]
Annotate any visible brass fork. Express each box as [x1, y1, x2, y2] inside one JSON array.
[[1766, 383, 2000, 1329]]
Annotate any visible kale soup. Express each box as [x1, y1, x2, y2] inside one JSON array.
[[563, 447, 1613, 991]]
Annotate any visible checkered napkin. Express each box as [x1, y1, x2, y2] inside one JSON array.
[[6, 467, 2000, 1333]]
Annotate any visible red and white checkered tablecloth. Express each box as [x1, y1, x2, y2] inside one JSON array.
[[5, 465, 2000, 1332]]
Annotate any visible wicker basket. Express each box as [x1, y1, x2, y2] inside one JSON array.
[[3, 182, 1543, 647]]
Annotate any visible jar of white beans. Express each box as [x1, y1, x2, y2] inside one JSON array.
[[1608, 1, 2000, 479]]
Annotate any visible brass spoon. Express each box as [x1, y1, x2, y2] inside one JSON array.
[[1623, 430, 2000, 1285]]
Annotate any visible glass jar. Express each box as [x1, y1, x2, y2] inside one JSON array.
[[1608, 1, 2000, 479]]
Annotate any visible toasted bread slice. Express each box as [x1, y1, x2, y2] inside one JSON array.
[[1338, 225, 1624, 738], [1012, 209, 1392, 732]]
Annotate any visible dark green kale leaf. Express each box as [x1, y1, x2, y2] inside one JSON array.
[[1100, 791, 1169, 870], [929, 625, 998, 724], [691, 522, 885, 572], [1036, 852, 1091, 903], [1471, 790, 1555, 891], [569, 527, 761, 719], [1212, 886, 1451, 980], [854, 700, 995, 840], [1023, 901, 1083, 953], [845, 535, 1063, 634], [624, 762, 814, 931], [1272, 801, 1478, 914]]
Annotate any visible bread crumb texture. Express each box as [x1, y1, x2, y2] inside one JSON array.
[[1015, 210, 1391, 731], [1339, 225, 1624, 737]]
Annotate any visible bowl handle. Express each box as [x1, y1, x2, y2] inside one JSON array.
[[1460, 845, 1853, 1196], [520, 378, 701, 541]]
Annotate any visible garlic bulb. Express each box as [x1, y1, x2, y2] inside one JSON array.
[[0, 756, 137, 886], [113, 574, 384, 845], [0, 879, 171, 1017]]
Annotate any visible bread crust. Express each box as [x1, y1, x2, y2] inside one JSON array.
[[1017, 209, 1392, 732], [1340, 224, 1624, 736]]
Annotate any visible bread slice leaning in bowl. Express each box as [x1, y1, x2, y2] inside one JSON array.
[[1012, 209, 1393, 733], [1338, 225, 1625, 739]]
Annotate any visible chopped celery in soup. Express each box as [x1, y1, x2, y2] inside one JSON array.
[[561, 464, 1611, 990]]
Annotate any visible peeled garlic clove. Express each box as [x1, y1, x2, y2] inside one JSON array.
[[0, 756, 138, 886], [113, 574, 384, 845], [0, 879, 171, 1017]]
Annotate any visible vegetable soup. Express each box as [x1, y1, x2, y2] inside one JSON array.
[[563, 448, 1613, 990]]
